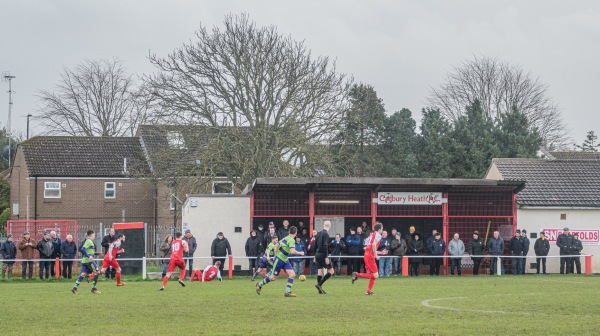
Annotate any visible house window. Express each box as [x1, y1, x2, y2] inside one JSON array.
[[170, 194, 176, 210], [44, 182, 61, 198], [212, 181, 234, 194], [105, 182, 116, 199]]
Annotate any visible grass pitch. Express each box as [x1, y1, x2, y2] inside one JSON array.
[[1, 274, 599, 335]]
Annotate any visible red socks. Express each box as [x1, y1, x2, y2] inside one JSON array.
[[356, 273, 375, 279], [179, 269, 186, 281], [116, 272, 121, 284], [162, 275, 169, 287], [368, 278, 376, 292]]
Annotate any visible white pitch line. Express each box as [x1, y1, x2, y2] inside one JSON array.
[[540, 279, 588, 285], [420, 297, 514, 314]]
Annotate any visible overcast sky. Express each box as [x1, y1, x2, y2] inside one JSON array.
[[1, 0, 599, 145]]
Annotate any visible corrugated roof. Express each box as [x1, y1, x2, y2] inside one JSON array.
[[491, 158, 600, 207], [21, 136, 151, 177], [254, 177, 524, 190]]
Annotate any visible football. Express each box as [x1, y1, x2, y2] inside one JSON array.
[[298, 274, 306, 281]]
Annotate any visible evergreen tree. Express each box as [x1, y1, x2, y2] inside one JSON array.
[[379, 108, 419, 177], [495, 107, 543, 158], [575, 131, 600, 152], [451, 100, 500, 178], [333, 83, 386, 176], [418, 108, 454, 178]]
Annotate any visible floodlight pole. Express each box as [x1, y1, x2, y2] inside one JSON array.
[[4, 73, 16, 166]]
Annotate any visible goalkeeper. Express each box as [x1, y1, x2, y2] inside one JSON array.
[[251, 235, 278, 281]]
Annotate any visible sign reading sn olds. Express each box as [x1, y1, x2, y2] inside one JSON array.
[[542, 228, 600, 246], [377, 192, 443, 205]]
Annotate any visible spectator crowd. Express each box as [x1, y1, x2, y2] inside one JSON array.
[[0, 224, 587, 280]]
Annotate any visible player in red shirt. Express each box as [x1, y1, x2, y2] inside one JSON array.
[[99, 234, 126, 287], [190, 261, 223, 282], [352, 223, 383, 295], [160, 232, 188, 291]]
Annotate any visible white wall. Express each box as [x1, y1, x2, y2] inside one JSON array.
[[182, 195, 251, 271], [518, 208, 600, 273]]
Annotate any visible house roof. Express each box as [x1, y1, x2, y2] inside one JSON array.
[[137, 124, 253, 176], [20, 136, 151, 177], [253, 177, 524, 192], [490, 158, 600, 207], [549, 151, 600, 161]]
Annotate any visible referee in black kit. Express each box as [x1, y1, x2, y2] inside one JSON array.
[[314, 220, 335, 294]]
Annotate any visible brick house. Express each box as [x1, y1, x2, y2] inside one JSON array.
[[9, 127, 243, 247], [9, 137, 157, 230]]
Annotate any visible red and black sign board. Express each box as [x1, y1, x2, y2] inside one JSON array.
[[114, 222, 145, 275]]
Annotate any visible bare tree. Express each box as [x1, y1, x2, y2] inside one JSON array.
[[36, 59, 148, 137], [427, 56, 570, 147], [145, 14, 351, 187]]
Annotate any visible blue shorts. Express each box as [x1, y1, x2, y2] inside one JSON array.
[[259, 257, 271, 269], [81, 262, 98, 274], [272, 258, 293, 275]]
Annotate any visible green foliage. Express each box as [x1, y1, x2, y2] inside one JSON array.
[[0, 276, 598, 335], [417, 108, 454, 178], [334, 83, 387, 176], [0, 207, 9, 233], [495, 107, 543, 157], [451, 101, 500, 178], [378, 108, 419, 177], [575, 130, 600, 152]]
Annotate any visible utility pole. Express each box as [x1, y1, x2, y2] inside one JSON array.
[[3, 72, 16, 166]]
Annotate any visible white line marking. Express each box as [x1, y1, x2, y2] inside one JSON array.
[[421, 297, 513, 314]]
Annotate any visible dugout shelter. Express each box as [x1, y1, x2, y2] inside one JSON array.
[[250, 177, 524, 273]]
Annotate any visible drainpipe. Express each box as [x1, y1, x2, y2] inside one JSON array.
[[34, 177, 38, 220]]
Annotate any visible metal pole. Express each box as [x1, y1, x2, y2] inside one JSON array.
[[26, 114, 32, 139], [4, 74, 16, 166]]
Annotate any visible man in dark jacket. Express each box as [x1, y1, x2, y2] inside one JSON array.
[[211, 232, 232, 274], [520, 229, 530, 274], [59, 234, 77, 279], [255, 223, 266, 245], [426, 229, 438, 255], [426, 229, 438, 274], [390, 232, 407, 275], [307, 229, 318, 275], [264, 223, 276, 246], [509, 229, 524, 275], [377, 231, 392, 276], [183, 229, 198, 277], [1, 234, 17, 279], [429, 232, 445, 276], [37, 232, 54, 280], [276, 220, 290, 240], [345, 228, 361, 276], [570, 233, 583, 274], [468, 231, 485, 276], [556, 227, 573, 274], [534, 231, 550, 274], [245, 230, 263, 276], [487, 230, 504, 275], [49, 230, 62, 277], [329, 233, 346, 276], [101, 229, 116, 280]]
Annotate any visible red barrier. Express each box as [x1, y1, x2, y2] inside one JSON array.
[[55, 257, 60, 279], [402, 256, 409, 277], [228, 255, 233, 279], [585, 255, 592, 275]]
